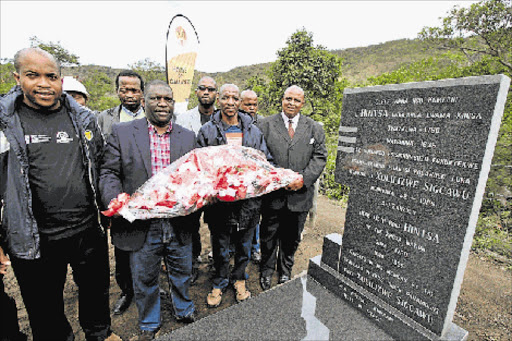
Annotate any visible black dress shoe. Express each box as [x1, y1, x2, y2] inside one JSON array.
[[113, 293, 132, 315], [176, 312, 196, 324], [278, 275, 290, 284], [137, 328, 159, 341], [259, 276, 271, 291], [190, 267, 199, 285]]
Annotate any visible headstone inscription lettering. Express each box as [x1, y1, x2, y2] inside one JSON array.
[[309, 75, 510, 340]]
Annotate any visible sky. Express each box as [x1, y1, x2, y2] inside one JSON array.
[[1, 1, 480, 73]]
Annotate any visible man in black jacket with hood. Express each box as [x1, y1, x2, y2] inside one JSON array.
[[0, 48, 117, 340]]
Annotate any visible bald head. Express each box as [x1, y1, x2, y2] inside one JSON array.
[[219, 84, 240, 97], [14, 47, 60, 74], [282, 85, 305, 119], [284, 85, 304, 98], [241, 90, 257, 100], [240, 89, 258, 117], [13, 47, 63, 110], [198, 76, 217, 88], [195, 76, 217, 108], [217, 83, 241, 120]]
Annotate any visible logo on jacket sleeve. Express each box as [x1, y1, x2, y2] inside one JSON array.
[[84, 130, 93, 141]]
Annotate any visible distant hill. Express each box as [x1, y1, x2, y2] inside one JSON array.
[[331, 38, 446, 85], [59, 38, 448, 101], [194, 38, 447, 87]]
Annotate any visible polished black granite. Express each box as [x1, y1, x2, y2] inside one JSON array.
[[333, 75, 510, 336], [158, 274, 392, 340]]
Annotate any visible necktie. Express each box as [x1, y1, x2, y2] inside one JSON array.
[[288, 119, 294, 138]]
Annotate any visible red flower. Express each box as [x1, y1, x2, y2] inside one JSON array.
[[236, 185, 247, 199], [101, 193, 130, 217]]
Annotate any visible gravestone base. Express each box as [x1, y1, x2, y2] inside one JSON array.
[[308, 234, 468, 341], [160, 272, 393, 340]]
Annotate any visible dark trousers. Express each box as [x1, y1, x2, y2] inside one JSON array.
[[114, 247, 133, 297], [210, 223, 255, 289], [191, 212, 201, 267], [10, 226, 111, 341], [0, 276, 26, 341], [260, 208, 308, 278]]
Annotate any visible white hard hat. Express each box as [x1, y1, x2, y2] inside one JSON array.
[[63, 76, 89, 99]]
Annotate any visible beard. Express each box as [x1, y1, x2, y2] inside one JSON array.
[[198, 96, 215, 107]]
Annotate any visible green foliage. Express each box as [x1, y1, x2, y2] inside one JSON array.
[[319, 135, 350, 202], [129, 58, 166, 84], [29, 36, 80, 67], [473, 213, 512, 258], [366, 52, 471, 86], [0, 60, 16, 94], [333, 39, 450, 85], [266, 29, 346, 133], [243, 74, 271, 116], [81, 69, 118, 111], [419, 0, 512, 74]]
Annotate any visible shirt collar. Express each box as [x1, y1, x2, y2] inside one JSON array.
[[147, 120, 172, 135], [220, 117, 242, 131], [281, 111, 299, 125], [122, 105, 144, 117]]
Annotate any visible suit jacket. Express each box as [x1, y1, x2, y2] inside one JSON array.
[[257, 113, 327, 212], [99, 118, 197, 251]]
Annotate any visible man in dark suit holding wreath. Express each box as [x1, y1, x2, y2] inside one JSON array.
[[99, 80, 197, 341]]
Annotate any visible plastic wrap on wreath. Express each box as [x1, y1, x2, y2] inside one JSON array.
[[102, 145, 303, 222]]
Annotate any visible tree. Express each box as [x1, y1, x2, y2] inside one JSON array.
[[266, 29, 345, 133], [129, 58, 165, 84], [29, 36, 80, 67], [0, 59, 16, 94], [81, 69, 118, 111], [419, 0, 512, 74], [243, 74, 270, 115]]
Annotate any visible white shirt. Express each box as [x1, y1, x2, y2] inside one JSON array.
[[281, 111, 299, 131]]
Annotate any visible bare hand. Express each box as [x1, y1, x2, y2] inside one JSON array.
[[285, 178, 304, 191]]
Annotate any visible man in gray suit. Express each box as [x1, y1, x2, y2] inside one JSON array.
[[257, 85, 327, 290]]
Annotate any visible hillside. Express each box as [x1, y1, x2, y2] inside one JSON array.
[[331, 38, 446, 85], [61, 38, 446, 92], [0, 38, 450, 109], [192, 38, 446, 87]]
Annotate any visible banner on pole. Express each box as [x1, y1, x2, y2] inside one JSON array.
[[165, 14, 199, 113]]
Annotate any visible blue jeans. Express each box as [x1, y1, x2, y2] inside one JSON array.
[[130, 220, 194, 332], [231, 223, 260, 256], [252, 223, 260, 254]]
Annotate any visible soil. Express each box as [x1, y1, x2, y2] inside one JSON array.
[[4, 195, 511, 340]]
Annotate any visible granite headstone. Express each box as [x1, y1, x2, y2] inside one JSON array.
[[309, 74, 510, 340]]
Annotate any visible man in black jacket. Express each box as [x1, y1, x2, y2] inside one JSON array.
[[96, 70, 145, 315], [0, 48, 117, 341], [197, 84, 272, 307]]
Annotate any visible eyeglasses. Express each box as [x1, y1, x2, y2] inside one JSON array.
[[197, 85, 217, 92]]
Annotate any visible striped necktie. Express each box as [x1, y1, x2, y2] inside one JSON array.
[[288, 119, 294, 138]]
